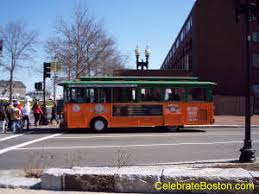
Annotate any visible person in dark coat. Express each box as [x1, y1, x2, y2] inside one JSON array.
[[50, 102, 59, 124], [0, 103, 8, 133]]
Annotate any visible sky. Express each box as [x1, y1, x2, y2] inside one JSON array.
[[0, 0, 196, 94]]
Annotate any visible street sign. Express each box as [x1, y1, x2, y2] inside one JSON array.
[[51, 61, 61, 72]]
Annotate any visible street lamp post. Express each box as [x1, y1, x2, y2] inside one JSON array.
[[234, 0, 256, 162], [135, 46, 151, 70]]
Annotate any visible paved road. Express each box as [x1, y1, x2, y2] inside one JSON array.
[[0, 126, 258, 170]]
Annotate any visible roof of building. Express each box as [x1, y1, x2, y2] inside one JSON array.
[[0, 80, 26, 89], [79, 76, 198, 81]]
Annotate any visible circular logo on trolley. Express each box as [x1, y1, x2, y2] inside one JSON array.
[[95, 104, 104, 114], [72, 104, 80, 112], [168, 104, 180, 113]]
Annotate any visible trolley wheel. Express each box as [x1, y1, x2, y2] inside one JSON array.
[[167, 126, 181, 132], [91, 118, 107, 132]]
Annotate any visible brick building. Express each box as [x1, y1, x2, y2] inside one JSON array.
[[160, 0, 259, 115]]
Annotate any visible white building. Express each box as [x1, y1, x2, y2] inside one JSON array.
[[26, 91, 51, 101]]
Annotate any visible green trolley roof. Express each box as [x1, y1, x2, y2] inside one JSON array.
[[59, 77, 216, 88]]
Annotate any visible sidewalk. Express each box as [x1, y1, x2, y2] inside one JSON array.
[[214, 115, 259, 125], [0, 189, 136, 194]]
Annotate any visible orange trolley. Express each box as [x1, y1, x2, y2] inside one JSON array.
[[58, 76, 216, 132]]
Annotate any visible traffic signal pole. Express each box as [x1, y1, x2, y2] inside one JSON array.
[[43, 62, 51, 105], [43, 75, 46, 106]]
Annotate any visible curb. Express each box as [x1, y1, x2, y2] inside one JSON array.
[[0, 176, 40, 189], [184, 125, 259, 128], [41, 166, 256, 193], [0, 170, 40, 189]]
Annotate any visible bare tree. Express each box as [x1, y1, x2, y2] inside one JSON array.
[[46, 6, 126, 80], [0, 20, 38, 101]]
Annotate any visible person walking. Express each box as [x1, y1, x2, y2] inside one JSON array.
[[16, 101, 23, 111], [10, 102, 22, 134], [0, 103, 8, 133], [6, 102, 14, 130], [32, 101, 43, 126], [50, 102, 59, 124], [22, 100, 31, 130]]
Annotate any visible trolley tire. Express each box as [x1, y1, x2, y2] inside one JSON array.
[[91, 118, 107, 132], [167, 126, 181, 132]]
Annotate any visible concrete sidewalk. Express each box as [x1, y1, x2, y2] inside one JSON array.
[[214, 115, 259, 125], [0, 189, 138, 194]]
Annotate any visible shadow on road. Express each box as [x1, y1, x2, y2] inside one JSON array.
[[64, 127, 205, 134], [19, 126, 206, 135], [22, 127, 63, 134]]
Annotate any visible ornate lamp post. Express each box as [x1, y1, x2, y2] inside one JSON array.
[[135, 46, 151, 70], [234, 0, 259, 163]]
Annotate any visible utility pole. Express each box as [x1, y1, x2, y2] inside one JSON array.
[[53, 65, 57, 102], [51, 60, 60, 102]]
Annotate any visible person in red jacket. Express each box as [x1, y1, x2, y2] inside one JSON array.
[[32, 100, 43, 126], [16, 101, 23, 111]]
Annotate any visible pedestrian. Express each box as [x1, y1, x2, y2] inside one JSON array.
[[22, 100, 31, 130], [56, 99, 64, 121], [40, 104, 49, 125], [32, 100, 43, 126], [16, 101, 23, 111], [50, 102, 59, 124], [10, 102, 22, 134], [0, 103, 8, 133], [6, 102, 14, 130]]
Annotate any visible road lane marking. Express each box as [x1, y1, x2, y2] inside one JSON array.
[[15, 140, 259, 150], [52, 132, 259, 139], [0, 133, 62, 155], [0, 134, 24, 142]]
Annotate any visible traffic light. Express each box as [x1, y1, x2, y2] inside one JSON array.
[[35, 82, 42, 91], [256, 0, 259, 23], [44, 62, 51, 78]]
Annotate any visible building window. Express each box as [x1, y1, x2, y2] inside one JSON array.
[[253, 85, 259, 96], [186, 20, 190, 32], [140, 88, 162, 102], [252, 54, 259, 68], [250, 15, 257, 22], [176, 39, 179, 49], [181, 31, 184, 41], [252, 32, 259, 42], [184, 54, 189, 71], [186, 16, 192, 33]]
